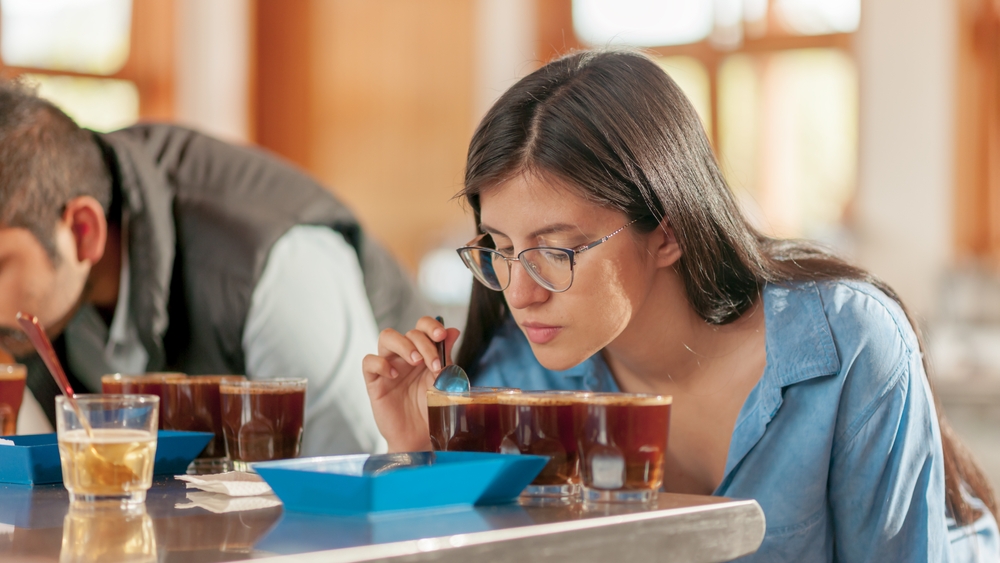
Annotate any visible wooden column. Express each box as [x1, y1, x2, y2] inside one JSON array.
[[252, 0, 476, 270]]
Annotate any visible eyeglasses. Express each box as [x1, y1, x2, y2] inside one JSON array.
[[456, 219, 638, 293]]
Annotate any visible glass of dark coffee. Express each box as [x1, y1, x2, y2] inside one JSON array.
[[426, 387, 519, 453], [161, 375, 247, 473], [219, 378, 307, 472], [101, 373, 187, 427], [0, 364, 27, 436], [574, 392, 672, 502], [497, 390, 589, 498]]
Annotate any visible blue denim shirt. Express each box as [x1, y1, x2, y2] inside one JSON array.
[[474, 280, 999, 562]]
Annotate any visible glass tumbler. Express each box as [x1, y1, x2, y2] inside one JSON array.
[[56, 394, 159, 504]]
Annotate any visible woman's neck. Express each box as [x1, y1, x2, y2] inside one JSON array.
[[602, 268, 765, 395]]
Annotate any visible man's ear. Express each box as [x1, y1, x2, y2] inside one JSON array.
[[650, 218, 682, 268], [61, 196, 108, 264]]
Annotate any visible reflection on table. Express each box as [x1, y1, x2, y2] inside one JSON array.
[[0, 476, 765, 563]]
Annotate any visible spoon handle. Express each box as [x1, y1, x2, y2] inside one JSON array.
[[16, 313, 76, 397], [434, 316, 447, 368], [16, 312, 92, 435]]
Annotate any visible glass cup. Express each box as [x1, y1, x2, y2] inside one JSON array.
[[574, 392, 672, 503], [219, 379, 307, 472], [60, 501, 157, 563], [161, 375, 247, 474], [101, 373, 186, 427], [426, 387, 520, 453], [56, 394, 159, 505], [0, 363, 27, 436], [497, 390, 588, 498]]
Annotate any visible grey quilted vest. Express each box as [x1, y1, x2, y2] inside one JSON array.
[[24, 124, 429, 423]]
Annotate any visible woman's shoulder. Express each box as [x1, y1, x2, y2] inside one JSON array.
[[764, 280, 927, 444], [766, 279, 920, 361]]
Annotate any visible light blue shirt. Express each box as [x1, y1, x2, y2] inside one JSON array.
[[475, 280, 999, 562]]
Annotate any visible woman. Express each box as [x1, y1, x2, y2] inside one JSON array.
[[363, 49, 998, 561]]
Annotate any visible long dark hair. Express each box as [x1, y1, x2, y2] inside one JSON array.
[[455, 49, 996, 526]]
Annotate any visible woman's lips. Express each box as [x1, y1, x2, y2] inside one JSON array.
[[521, 323, 562, 344]]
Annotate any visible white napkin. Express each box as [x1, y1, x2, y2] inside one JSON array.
[[0, 438, 14, 446], [175, 491, 282, 514], [175, 472, 273, 497]]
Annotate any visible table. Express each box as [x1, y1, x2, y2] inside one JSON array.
[[0, 477, 765, 563]]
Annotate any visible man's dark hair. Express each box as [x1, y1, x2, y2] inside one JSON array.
[[0, 79, 111, 259]]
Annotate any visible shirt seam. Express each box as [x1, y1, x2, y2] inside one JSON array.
[[830, 357, 910, 461]]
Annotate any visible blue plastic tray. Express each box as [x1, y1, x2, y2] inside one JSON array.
[[254, 451, 547, 516], [0, 430, 213, 485]]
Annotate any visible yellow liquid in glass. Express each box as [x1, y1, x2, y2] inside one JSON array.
[[58, 429, 156, 498]]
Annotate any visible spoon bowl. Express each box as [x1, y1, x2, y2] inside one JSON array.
[[434, 365, 471, 393], [432, 316, 470, 393]]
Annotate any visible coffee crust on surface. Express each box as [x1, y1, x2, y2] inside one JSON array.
[[173, 375, 245, 386], [577, 393, 672, 406], [496, 392, 587, 406], [426, 388, 508, 407], [219, 386, 305, 395], [0, 366, 26, 380]]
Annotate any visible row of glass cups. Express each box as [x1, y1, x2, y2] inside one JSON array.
[[58, 374, 307, 505], [426, 388, 672, 503]]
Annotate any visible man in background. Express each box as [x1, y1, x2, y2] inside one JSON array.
[[0, 81, 429, 455]]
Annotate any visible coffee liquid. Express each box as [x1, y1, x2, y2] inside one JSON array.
[[498, 395, 580, 486], [575, 396, 671, 491], [220, 387, 305, 463], [0, 369, 26, 436], [427, 394, 504, 453], [162, 376, 244, 458], [101, 374, 185, 427]]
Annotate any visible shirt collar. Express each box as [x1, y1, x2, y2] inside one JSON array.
[[717, 280, 841, 488], [106, 211, 132, 353], [763, 281, 841, 387]]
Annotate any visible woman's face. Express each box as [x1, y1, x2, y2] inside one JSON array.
[[478, 173, 664, 371]]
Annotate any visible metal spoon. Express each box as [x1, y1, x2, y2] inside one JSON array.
[[432, 316, 470, 393]]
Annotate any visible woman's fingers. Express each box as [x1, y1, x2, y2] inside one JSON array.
[[415, 316, 448, 343], [376, 318, 462, 375], [362, 354, 398, 385], [405, 329, 442, 373], [378, 328, 424, 366]]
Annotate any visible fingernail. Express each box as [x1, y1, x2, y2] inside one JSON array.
[[390, 368, 399, 378], [432, 360, 442, 372], [434, 329, 445, 340], [410, 351, 422, 363]]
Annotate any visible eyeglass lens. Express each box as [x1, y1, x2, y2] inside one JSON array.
[[459, 248, 574, 292]]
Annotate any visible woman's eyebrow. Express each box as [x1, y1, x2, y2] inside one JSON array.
[[479, 223, 579, 239]]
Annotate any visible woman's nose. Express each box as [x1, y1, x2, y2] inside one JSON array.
[[503, 261, 550, 309]]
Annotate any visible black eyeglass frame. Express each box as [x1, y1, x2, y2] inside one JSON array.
[[455, 219, 639, 293]]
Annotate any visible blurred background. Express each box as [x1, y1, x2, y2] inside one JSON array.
[[0, 0, 999, 482]]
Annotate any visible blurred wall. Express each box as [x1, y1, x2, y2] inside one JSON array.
[[171, 0, 964, 323], [855, 0, 956, 321], [174, 0, 252, 143]]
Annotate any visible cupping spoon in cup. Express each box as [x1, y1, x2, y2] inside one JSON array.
[[432, 316, 470, 393], [15, 312, 138, 483]]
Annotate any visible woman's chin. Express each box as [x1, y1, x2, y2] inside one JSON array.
[[529, 345, 589, 373]]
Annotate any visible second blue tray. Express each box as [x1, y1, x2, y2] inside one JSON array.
[[254, 451, 548, 515]]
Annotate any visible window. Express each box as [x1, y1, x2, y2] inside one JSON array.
[[543, 0, 860, 242], [0, 0, 174, 131]]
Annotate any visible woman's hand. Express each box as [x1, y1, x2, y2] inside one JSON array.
[[362, 316, 460, 453]]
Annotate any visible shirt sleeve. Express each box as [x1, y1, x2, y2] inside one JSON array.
[[828, 353, 950, 562], [241, 225, 388, 456]]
